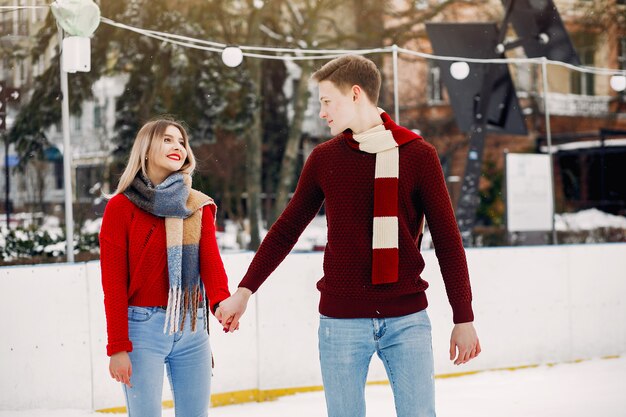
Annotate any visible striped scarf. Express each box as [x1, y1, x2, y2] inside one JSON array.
[[345, 110, 420, 285], [125, 172, 215, 334]]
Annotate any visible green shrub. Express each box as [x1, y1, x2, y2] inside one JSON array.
[[0, 225, 100, 265]]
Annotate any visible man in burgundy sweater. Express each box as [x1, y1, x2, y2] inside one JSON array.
[[218, 55, 480, 417]]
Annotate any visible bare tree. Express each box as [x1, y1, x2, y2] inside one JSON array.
[[266, 0, 345, 224], [269, 0, 494, 224]]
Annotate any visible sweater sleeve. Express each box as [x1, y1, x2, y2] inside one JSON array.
[[200, 204, 231, 314], [239, 147, 325, 293], [418, 144, 474, 324], [99, 196, 134, 356]]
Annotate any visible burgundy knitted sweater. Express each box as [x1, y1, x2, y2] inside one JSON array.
[[100, 194, 231, 356], [240, 127, 474, 323]]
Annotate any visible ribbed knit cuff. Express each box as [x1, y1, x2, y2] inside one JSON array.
[[211, 301, 223, 315], [107, 340, 133, 357], [451, 302, 474, 324], [238, 279, 259, 295]]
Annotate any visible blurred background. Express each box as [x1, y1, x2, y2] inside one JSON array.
[[1, 1, 625, 415], [1, 0, 625, 265]]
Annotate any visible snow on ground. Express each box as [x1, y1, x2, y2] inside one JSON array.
[[2, 356, 624, 417], [555, 208, 626, 231], [216, 208, 626, 253]]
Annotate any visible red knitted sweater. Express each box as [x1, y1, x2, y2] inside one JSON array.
[[240, 130, 474, 323], [100, 194, 231, 356]]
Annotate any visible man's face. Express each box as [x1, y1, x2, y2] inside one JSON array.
[[318, 80, 357, 136]]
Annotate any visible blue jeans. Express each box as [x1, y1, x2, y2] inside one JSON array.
[[318, 310, 435, 417], [124, 306, 211, 417]]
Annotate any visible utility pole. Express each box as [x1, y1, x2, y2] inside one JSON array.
[[0, 81, 21, 229]]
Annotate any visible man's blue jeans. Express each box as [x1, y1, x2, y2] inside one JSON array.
[[123, 306, 211, 417], [318, 310, 436, 417]]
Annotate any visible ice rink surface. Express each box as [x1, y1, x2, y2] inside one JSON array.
[[2, 356, 624, 417]]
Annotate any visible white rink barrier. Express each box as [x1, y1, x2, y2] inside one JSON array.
[[1, 243, 625, 411]]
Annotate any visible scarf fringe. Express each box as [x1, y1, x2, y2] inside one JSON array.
[[163, 285, 208, 335]]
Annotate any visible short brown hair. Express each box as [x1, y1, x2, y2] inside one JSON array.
[[311, 55, 381, 105]]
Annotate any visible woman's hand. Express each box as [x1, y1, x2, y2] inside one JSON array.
[[215, 287, 252, 333], [109, 351, 133, 387]]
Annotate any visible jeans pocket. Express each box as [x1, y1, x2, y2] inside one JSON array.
[[128, 306, 155, 322]]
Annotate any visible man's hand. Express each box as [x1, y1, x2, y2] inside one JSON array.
[[449, 322, 481, 365], [109, 351, 132, 387], [215, 287, 252, 333]]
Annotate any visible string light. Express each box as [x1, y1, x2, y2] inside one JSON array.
[[610, 75, 626, 92], [100, 17, 626, 77], [450, 62, 470, 80], [221, 46, 243, 67], [2, 6, 625, 77]]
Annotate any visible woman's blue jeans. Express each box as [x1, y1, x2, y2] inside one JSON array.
[[318, 310, 436, 417], [123, 306, 211, 417]]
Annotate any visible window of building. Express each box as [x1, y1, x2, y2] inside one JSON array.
[[427, 62, 444, 104], [619, 37, 626, 70], [73, 115, 82, 132], [618, 37, 626, 108], [558, 147, 626, 214], [32, 56, 44, 78], [415, 0, 445, 10], [54, 161, 64, 190], [20, 59, 27, 85], [0, 15, 10, 37], [76, 165, 104, 200], [31, 0, 40, 23], [94, 103, 103, 129], [17, 1, 28, 37], [570, 34, 596, 96], [415, 0, 428, 10]]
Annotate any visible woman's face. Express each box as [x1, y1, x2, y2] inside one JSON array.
[[147, 125, 188, 180]]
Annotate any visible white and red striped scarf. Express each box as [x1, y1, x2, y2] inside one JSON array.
[[345, 110, 421, 285]]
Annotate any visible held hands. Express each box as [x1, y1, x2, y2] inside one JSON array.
[[449, 322, 481, 365], [215, 287, 252, 333], [109, 351, 132, 387]]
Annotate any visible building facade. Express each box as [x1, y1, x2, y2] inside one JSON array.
[[381, 0, 626, 218], [1, 1, 123, 224]]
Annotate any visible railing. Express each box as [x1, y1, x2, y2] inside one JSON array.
[[538, 92, 612, 116]]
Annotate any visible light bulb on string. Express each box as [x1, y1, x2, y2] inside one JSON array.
[[222, 46, 243, 67], [450, 61, 470, 80], [610, 74, 626, 92]]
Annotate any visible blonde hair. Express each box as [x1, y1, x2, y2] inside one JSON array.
[[107, 118, 196, 197], [311, 55, 381, 105]]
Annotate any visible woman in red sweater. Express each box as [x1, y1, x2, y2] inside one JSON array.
[[100, 118, 231, 417]]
